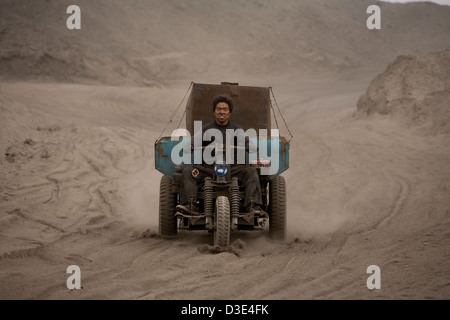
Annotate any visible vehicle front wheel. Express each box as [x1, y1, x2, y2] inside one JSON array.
[[214, 196, 230, 247]]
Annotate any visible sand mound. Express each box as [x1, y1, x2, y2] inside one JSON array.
[[356, 47, 450, 134]]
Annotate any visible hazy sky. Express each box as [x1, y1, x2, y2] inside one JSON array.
[[379, 0, 450, 5]]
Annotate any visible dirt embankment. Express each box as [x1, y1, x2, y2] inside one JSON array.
[[1, 0, 450, 86], [356, 47, 450, 135]]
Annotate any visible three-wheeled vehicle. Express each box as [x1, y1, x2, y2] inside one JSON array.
[[155, 82, 289, 247]]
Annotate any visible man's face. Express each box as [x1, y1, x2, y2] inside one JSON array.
[[214, 101, 231, 125]]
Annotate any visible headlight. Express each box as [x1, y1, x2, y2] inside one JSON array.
[[214, 162, 228, 177]]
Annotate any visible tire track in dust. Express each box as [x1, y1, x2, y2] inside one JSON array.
[[0, 207, 64, 261], [306, 124, 420, 298], [38, 86, 151, 234], [368, 171, 410, 231], [0, 245, 44, 261], [280, 120, 409, 298], [322, 123, 408, 251], [7, 208, 65, 233], [0, 84, 156, 298]]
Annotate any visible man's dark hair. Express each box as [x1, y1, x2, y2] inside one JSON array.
[[212, 94, 234, 113]]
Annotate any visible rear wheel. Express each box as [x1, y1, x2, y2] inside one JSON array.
[[214, 196, 230, 247], [269, 175, 286, 240], [159, 175, 177, 236]]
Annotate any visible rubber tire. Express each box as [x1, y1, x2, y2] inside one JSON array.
[[159, 175, 177, 237], [269, 175, 286, 240], [214, 196, 230, 247]]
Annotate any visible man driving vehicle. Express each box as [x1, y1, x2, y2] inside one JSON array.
[[176, 94, 266, 215]]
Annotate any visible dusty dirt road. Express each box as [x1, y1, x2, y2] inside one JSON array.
[[0, 69, 449, 300]]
